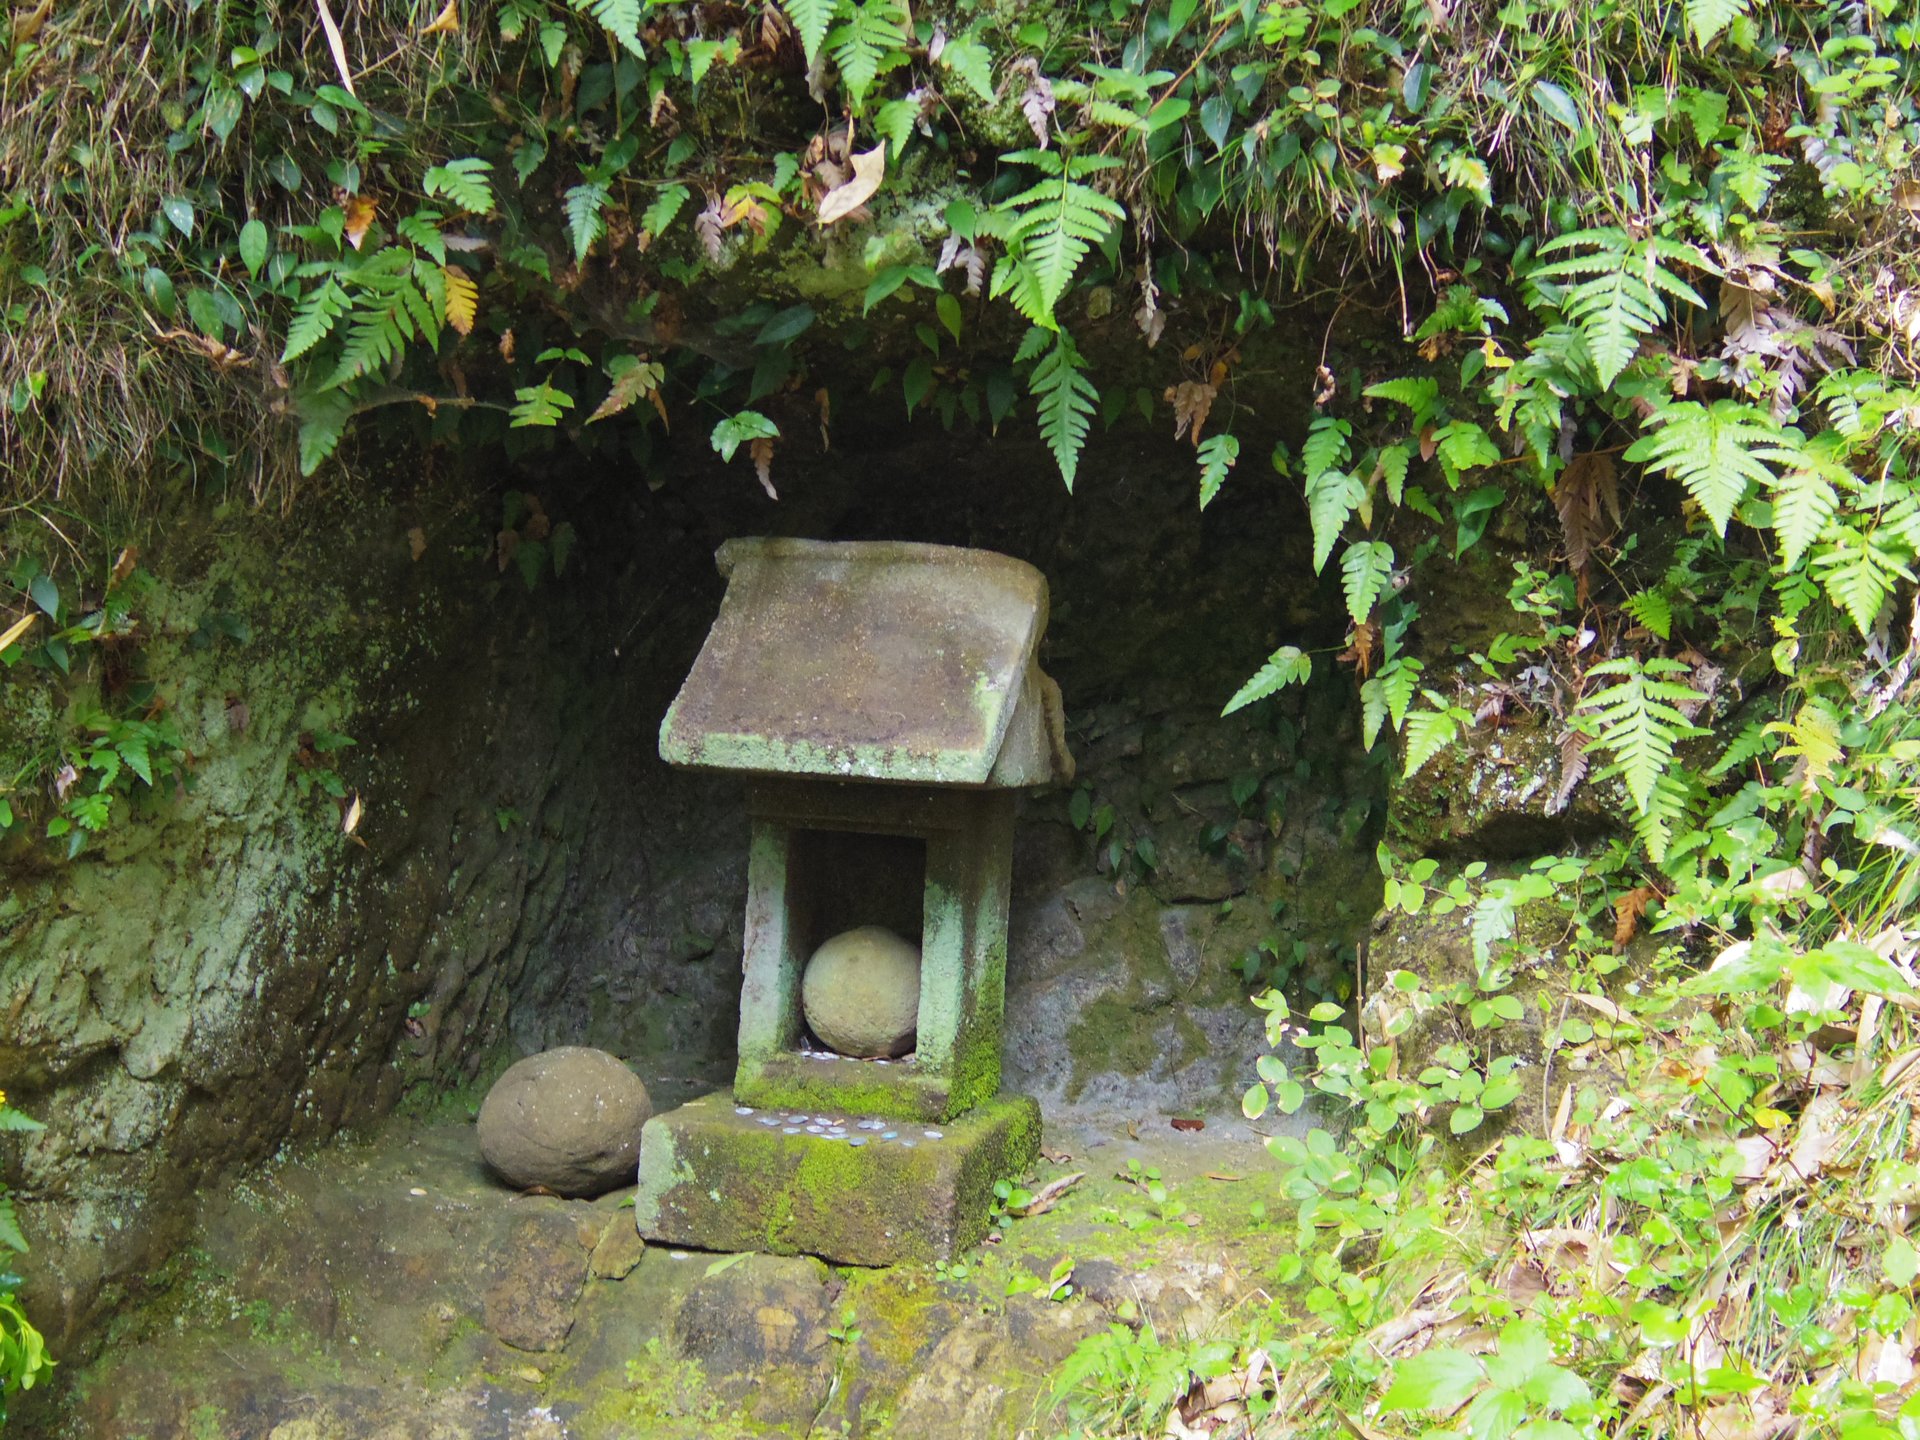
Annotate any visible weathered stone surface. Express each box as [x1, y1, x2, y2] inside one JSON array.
[[588, 1214, 648, 1280], [801, 925, 921, 1058], [481, 1210, 591, 1351], [476, 1047, 652, 1197], [633, 1090, 1041, 1264]]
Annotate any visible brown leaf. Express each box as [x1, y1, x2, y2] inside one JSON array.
[[750, 435, 777, 500], [498, 328, 515, 363], [650, 89, 678, 129], [1204, 1172, 1243, 1182], [1010, 1170, 1083, 1218], [522, 494, 550, 541], [1164, 380, 1216, 446], [695, 198, 726, 261], [1170, 1116, 1205, 1132], [1552, 452, 1617, 601], [1313, 364, 1337, 406], [496, 529, 519, 572], [815, 387, 831, 450], [817, 143, 886, 226], [1135, 265, 1165, 347], [1040, 1147, 1072, 1164], [110, 546, 139, 586], [407, 527, 426, 561], [0, 612, 37, 656], [314, 0, 356, 96], [1548, 729, 1588, 816], [442, 264, 477, 336], [1613, 885, 1657, 946], [1009, 57, 1056, 147], [11, 0, 51, 45], [225, 695, 250, 734], [588, 360, 666, 425], [420, 0, 458, 34], [1339, 618, 1379, 677]]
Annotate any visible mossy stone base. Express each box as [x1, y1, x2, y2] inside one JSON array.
[[633, 1091, 1041, 1266]]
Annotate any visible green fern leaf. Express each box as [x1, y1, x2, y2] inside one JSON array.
[[296, 390, 353, 476], [1575, 656, 1708, 812], [394, 210, 446, 264], [565, 181, 610, 265], [1223, 646, 1312, 716], [1811, 528, 1916, 636], [1301, 415, 1352, 481], [641, 184, 690, 240], [1197, 433, 1239, 509], [1769, 463, 1840, 570], [1630, 767, 1696, 865], [827, 0, 908, 106], [1403, 692, 1467, 778], [1307, 469, 1365, 573], [422, 157, 496, 215], [572, 0, 644, 54], [1433, 421, 1502, 488], [1376, 444, 1410, 505], [1533, 228, 1709, 387], [780, 0, 836, 64], [1362, 377, 1439, 425], [1685, 0, 1749, 46], [937, 34, 996, 102], [1031, 331, 1097, 490], [282, 280, 350, 362], [512, 382, 578, 428], [1622, 400, 1793, 537], [990, 150, 1125, 328], [1709, 719, 1777, 778], [1341, 540, 1395, 622], [0, 1190, 26, 1253], [1620, 591, 1672, 640]]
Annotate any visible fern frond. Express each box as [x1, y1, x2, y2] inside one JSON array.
[[282, 280, 350, 362], [1685, 0, 1750, 46], [1811, 527, 1916, 636], [1031, 331, 1097, 490], [565, 181, 610, 265], [572, 0, 644, 54], [1769, 462, 1840, 570], [1223, 646, 1311, 716], [422, 157, 495, 215], [1533, 228, 1709, 387], [991, 151, 1125, 328], [779, 0, 835, 63], [827, 0, 908, 106], [1341, 540, 1395, 622], [1403, 692, 1469, 778], [1301, 415, 1352, 481], [1197, 433, 1239, 509], [1575, 656, 1708, 812], [1622, 400, 1795, 536], [1306, 468, 1365, 573]]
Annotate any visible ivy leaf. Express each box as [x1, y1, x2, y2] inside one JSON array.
[[1622, 400, 1793, 537], [710, 409, 780, 462], [1197, 433, 1239, 509], [1341, 540, 1395, 622], [1222, 647, 1311, 716]]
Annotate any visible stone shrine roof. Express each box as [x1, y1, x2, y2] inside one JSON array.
[[659, 538, 1073, 787]]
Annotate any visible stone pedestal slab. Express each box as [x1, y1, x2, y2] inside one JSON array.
[[633, 1091, 1041, 1266]]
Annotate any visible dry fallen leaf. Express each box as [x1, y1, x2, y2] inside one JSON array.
[[342, 792, 363, 836], [344, 194, 378, 250], [498, 328, 516, 363], [1204, 1172, 1243, 1182], [110, 547, 139, 586], [1165, 380, 1217, 446], [314, 0, 356, 95], [1170, 1116, 1205, 1132], [420, 0, 458, 34], [1010, 1171, 1083, 1218], [0, 612, 39, 656], [749, 436, 778, 500], [407, 527, 427, 562], [1614, 885, 1657, 945], [817, 143, 886, 225]]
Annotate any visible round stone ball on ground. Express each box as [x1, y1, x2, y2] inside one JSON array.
[[801, 925, 922, 1059], [476, 1047, 652, 1197]]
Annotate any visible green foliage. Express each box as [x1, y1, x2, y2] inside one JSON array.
[[1621, 400, 1792, 537], [1221, 647, 1311, 716], [1531, 228, 1709, 388], [1574, 656, 1707, 812], [1028, 330, 1097, 490], [0, 1094, 51, 1422], [985, 150, 1126, 331]]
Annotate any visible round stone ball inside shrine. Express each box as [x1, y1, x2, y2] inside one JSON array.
[[802, 926, 921, 1059]]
